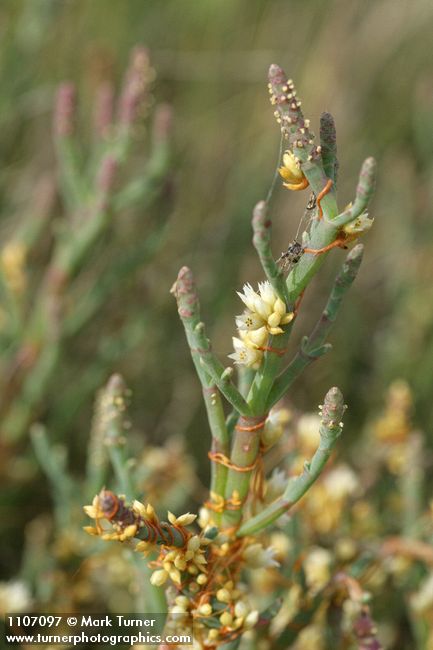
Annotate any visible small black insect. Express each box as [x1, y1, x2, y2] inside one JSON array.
[[277, 240, 305, 269]]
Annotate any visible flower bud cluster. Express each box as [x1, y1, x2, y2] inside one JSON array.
[[150, 531, 209, 587], [191, 578, 259, 647]]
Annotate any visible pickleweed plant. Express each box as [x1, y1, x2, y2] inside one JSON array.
[[0, 45, 172, 443], [83, 64, 382, 649]]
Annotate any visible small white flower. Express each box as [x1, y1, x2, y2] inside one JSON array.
[[244, 326, 268, 348], [237, 283, 259, 312], [167, 511, 197, 526], [258, 281, 276, 307], [228, 336, 263, 369], [243, 543, 279, 568], [235, 311, 264, 332], [343, 211, 374, 236]]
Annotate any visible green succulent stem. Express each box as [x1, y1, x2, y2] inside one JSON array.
[[220, 413, 267, 529], [99, 374, 135, 501], [171, 267, 232, 519], [97, 375, 168, 614], [246, 325, 293, 414], [237, 387, 346, 537], [331, 157, 377, 228], [268, 65, 375, 305], [320, 112, 339, 186], [401, 432, 424, 538], [86, 389, 109, 498], [0, 79, 172, 445], [268, 244, 364, 407], [252, 200, 288, 302], [30, 423, 74, 529], [55, 136, 89, 211], [3, 341, 61, 442]]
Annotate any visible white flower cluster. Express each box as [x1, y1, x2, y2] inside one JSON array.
[[229, 281, 294, 369]]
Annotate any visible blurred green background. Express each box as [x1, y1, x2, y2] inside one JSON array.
[[0, 0, 432, 592]]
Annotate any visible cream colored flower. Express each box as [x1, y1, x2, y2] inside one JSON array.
[[83, 494, 103, 520], [236, 282, 294, 336], [132, 499, 147, 518], [228, 335, 263, 369], [150, 569, 169, 587], [243, 543, 279, 569], [198, 506, 211, 529], [151, 534, 208, 590], [167, 511, 197, 527], [343, 211, 374, 237], [261, 407, 291, 448]]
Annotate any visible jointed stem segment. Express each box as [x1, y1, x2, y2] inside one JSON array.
[[252, 201, 288, 302], [221, 413, 268, 529], [237, 387, 346, 537], [269, 245, 364, 408]]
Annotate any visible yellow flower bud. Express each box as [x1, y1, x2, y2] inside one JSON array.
[[83, 526, 99, 536], [150, 569, 168, 587], [169, 567, 182, 584], [174, 556, 187, 571], [216, 588, 231, 603], [267, 312, 281, 328], [187, 536, 201, 552], [220, 611, 233, 627], [188, 565, 199, 575], [175, 595, 189, 608], [274, 297, 286, 316], [122, 524, 138, 539], [199, 603, 212, 616], [132, 500, 147, 517]]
